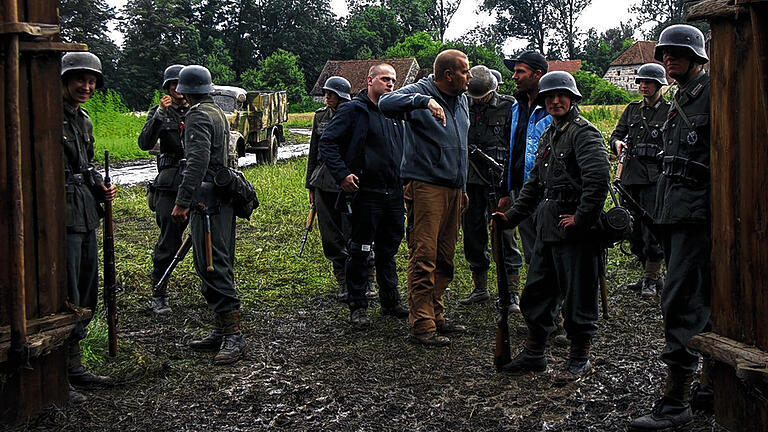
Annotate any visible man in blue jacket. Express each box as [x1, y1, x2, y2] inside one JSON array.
[[379, 50, 471, 346], [319, 64, 409, 326], [499, 51, 553, 265]]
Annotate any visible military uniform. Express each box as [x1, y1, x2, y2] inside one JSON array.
[[654, 71, 711, 375], [176, 96, 240, 314], [62, 100, 108, 378], [610, 98, 669, 275], [504, 107, 609, 353], [463, 92, 522, 279], [139, 103, 188, 297]]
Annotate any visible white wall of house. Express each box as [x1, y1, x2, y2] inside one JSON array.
[[603, 65, 641, 93]]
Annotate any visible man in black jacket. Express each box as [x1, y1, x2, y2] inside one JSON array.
[[319, 64, 409, 326], [138, 64, 188, 314]]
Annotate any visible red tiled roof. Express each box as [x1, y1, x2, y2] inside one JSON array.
[[610, 41, 660, 66], [311, 58, 421, 96], [547, 60, 582, 73]]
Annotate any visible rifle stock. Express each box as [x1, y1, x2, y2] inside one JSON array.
[[492, 214, 512, 371], [103, 151, 118, 357], [155, 233, 193, 290], [297, 204, 316, 257]]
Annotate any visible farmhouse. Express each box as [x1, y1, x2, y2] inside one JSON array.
[[311, 58, 421, 102]]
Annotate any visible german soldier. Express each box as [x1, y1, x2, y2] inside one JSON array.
[[171, 65, 245, 365], [61, 52, 117, 394], [630, 24, 712, 431], [458, 66, 522, 309], [138, 64, 189, 314], [494, 71, 610, 384], [610, 63, 669, 297]]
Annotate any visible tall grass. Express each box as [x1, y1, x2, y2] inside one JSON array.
[[83, 89, 149, 162]]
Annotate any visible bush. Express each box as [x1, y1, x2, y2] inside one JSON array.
[[572, 70, 602, 103], [289, 96, 323, 114], [83, 89, 149, 162], [241, 49, 308, 104], [572, 70, 633, 105]]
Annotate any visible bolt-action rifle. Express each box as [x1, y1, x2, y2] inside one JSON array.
[[298, 204, 316, 257], [103, 151, 118, 357]]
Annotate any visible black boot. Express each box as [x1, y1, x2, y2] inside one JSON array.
[[189, 328, 224, 352], [690, 358, 714, 412], [149, 295, 172, 314], [627, 277, 643, 292], [213, 311, 246, 365], [459, 270, 490, 305], [333, 268, 348, 302], [508, 273, 521, 313], [381, 303, 409, 318], [554, 338, 593, 385], [350, 307, 371, 326], [630, 369, 693, 431], [501, 348, 547, 375], [68, 341, 113, 388]]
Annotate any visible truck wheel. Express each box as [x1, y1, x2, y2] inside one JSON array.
[[267, 131, 278, 164]]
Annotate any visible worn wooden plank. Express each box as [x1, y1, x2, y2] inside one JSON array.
[[0, 38, 8, 328], [25, 0, 59, 25], [0, 311, 88, 343], [29, 54, 66, 316], [709, 19, 745, 342], [18, 56, 39, 320], [689, 332, 768, 369]]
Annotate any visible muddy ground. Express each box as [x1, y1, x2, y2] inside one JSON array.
[[12, 270, 723, 431]]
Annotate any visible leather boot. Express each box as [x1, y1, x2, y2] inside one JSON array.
[[690, 358, 714, 412], [190, 314, 224, 352], [627, 277, 643, 292], [508, 273, 521, 313], [630, 369, 693, 431], [350, 307, 371, 326], [67, 341, 113, 388], [213, 310, 246, 365], [459, 270, 490, 305], [501, 348, 547, 375], [554, 338, 594, 385], [149, 279, 172, 314], [333, 268, 347, 302], [381, 303, 409, 318], [640, 261, 663, 297]]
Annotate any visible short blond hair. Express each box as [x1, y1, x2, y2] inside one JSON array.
[[368, 63, 395, 78]]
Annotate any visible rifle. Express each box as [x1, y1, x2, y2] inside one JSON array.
[[297, 204, 316, 257], [612, 146, 659, 237], [492, 213, 512, 371], [155, 233, 193, 290], [103, 151, 118, 357]]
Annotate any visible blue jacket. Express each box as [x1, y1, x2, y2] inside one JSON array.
[[379, 76, 469, 189], [503, 101, 552, 193]]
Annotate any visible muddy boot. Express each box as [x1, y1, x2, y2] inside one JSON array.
[[365, 280, 377, 299], [410, 331, 450, 347], [381, 303, 409, 318], [550, 314, 569, 347], [501, 345, 547, 375], [149, 296, 171, 314], [69, 385, 87, 404], [554, 338, 594, 385], [190, 314, 224, 352], [350, 307, 371, 326], [333, 268, 348, 302], [630, 369, 693, 431], [459, 270, 490, 305], [508, 273, 521, 313], [627, 277, 643, 292], [640, 261, 663, 297], [213, 311, 246, 365], [67, 341, 113, 388]]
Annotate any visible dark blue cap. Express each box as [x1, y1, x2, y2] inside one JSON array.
[[503, 51, 548, 74]]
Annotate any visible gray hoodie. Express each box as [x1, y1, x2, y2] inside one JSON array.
[[379, 76, 469, 189]]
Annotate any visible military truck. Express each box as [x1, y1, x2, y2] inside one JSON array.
[[211, 85, 288, 164]]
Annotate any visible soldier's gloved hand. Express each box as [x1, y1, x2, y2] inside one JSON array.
[[427, 99, 446, 127], [159, 94, 173, 112], [498, 196, 511, 211], [171, 205, 189, 223], [341, 174, 359, 193], [102, 183, 117, 202]]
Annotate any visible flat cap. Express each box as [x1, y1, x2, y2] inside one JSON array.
[[503, 51, 548, 74]]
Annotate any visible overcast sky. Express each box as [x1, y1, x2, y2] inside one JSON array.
[[105, 0, 637, 54]]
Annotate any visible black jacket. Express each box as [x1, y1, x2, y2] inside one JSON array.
[[319, 90, 404, 193]]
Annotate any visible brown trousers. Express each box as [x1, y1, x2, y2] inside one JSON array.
[[404, 180, 462, 334]]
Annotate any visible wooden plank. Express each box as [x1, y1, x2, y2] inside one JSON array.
[[0, 37, 8, 327], [0, 311, 89, 343], [709, 19, 746, 342], [713, 362, 768, 432], [689, 332, 768, 370], [29, 54, 66, 316], [18, 56, 39, 320], [26, 0, 59, 25]]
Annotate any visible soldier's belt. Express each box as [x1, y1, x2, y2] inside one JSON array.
[[630, 144, 662, 160], [543, 188, 579, 205], [662, 155, 709, 185], [157, 153, 183, 170], [66, 173, 85, 185]]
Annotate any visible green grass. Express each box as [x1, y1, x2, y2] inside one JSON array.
[[285, 112, 314, 128], [84, 90, 150, 163]]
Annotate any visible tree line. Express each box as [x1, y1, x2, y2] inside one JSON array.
[[60, 0, 696, 110]]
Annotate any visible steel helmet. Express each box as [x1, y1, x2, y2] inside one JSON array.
[[322, 76, 352, 101], [163, 64, 185, 89], [635, 63, 668, 86], [467, 65, 498, 99], [654, 24, 708, 64], [176, 65, 215, 95], [490, 69, 504, 86], [534, 71, 582, 106], [61, 52, 104, 88]]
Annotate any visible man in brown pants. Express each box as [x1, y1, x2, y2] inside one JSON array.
[[379, 50, 471, 346]]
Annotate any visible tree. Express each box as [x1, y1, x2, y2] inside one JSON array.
[[479, 0, 559, 56], [241, 49, 307, 104], [342, 6, 404, 59], [385, 32, 444, 69], [630, 0, 706, 39], [579, 23, 635, 76], [59, 0, 121, 88], [552, 0, 592, 59], [427, 0, 462, 42], [205, 39, 236, 85]]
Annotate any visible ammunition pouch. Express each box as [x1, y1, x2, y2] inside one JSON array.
[[157, 153, 182, 171], [146, 182, 158, 212], [213, 167, 259, 220], [65, 172, 85, 185], [662, 155, 709, 185], [597, 207, 633, 247], [193, 181, 221, 214], [630, 144, 662, 160]]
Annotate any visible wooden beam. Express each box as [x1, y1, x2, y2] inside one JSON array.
[[19, 41, 87, 52], [0, 22, 59, 37], [0, 311, 91, 343], [689, 332, 768, 384]]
